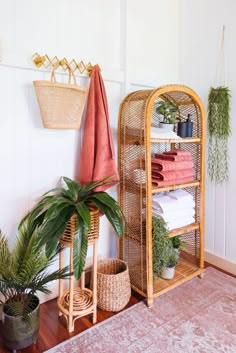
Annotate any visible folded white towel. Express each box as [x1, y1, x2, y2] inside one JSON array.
[[152, 195, 195, 213], [168, 189, 193, 201], [152, 207, 195, 222], [165, 216, 195, 231], [151, 127, 182, 139]]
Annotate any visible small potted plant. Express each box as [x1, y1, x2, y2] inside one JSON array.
[[0, 222, 70, 352], [20, 175, 126, 280], [156, 99, 179, 130], [161, 246, 179, 280]]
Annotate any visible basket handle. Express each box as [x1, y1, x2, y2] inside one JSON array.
[[50, 63, 77, 85]]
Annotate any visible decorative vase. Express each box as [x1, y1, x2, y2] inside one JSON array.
[[161, 266, 175, 280]]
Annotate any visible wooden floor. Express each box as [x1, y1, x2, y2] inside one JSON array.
[[0, 262, 235, 353]]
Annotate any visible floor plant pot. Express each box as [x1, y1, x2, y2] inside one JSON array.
[[161, 266, 175, 280], [2, 295, 40, 352]]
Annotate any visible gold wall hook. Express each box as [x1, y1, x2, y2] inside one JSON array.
[[32, 52, 99, 76], [32, 53, 46, 68]]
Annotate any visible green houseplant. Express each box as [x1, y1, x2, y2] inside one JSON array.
[[156, 100, 179, 128], [20, 176, 126, 280], [152, 216, 180, 279], [161, 246, 179, 280], [0, 223, 70, 351]]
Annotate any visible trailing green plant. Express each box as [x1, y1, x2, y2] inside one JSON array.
[[0, 223, 70, 320], [156, 100, 180, 124], [20, 175, 126, 280], [207, 86, 231, 183]]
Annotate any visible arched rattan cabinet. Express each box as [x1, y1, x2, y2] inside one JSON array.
[[118, 84, 205, 307]]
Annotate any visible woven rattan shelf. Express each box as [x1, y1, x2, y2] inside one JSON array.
[[118, 84, 205, 307]]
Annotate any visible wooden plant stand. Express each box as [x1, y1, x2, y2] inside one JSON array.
[[57, 210, 99, 332]]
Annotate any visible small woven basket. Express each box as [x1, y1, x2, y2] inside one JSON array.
[[33, 65, 88, 129], [97, 258, 131, 312]]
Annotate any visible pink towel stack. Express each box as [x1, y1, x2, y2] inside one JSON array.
[[152, 149, 195, 187]]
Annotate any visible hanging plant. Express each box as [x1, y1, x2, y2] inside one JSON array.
[[207, 86, 231, 183]]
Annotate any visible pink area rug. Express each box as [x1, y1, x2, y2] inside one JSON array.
[[45, 268, 236, 353]]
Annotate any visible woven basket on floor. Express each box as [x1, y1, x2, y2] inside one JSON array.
[[33, 65, 88, 129], [97, 258, 131, 312]]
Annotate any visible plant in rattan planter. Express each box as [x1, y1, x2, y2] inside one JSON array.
[[97, 258, 131, 312]]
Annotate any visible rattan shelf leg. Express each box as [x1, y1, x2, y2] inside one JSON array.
[[68, 243, 74, 332], [147, 298, 153, 308], [58, 250, 64, 317], [81, 271, 85, 289], [92, 239, 98, 324]]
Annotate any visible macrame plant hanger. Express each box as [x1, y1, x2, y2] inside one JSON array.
[[207, 25, 231, 184]]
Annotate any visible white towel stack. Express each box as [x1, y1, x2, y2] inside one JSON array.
[[152, 190, 195, 231]]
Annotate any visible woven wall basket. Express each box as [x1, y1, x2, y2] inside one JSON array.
[[33, 67, 88, 130], [97, 258, 131, 312]]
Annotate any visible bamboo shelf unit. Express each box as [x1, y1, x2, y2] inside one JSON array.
[[118, 84, 205, 307]]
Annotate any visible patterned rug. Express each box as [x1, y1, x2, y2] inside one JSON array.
[[45, 268, 236, 353]]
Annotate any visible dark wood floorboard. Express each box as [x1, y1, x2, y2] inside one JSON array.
[[0, 262, 234, 353]]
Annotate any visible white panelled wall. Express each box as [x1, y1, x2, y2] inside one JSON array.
[[0, 0, 235, 303]]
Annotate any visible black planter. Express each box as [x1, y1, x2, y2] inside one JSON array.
[[2, 295, 40, 352]]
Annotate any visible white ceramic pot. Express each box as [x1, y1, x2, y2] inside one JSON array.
[[161, 266, 175, 280], [159, 122, 175, 131]]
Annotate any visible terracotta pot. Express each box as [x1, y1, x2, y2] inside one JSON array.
[[2, 295, 40, 351]]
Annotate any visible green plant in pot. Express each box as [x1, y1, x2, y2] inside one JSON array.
[[156, 100, 179, 130], [20, 176, 126, 280], [161, 246, 179, 280], [152, 216, 180, 280], [0, 223, 70, 352]]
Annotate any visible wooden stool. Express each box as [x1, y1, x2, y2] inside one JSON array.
[[57, 210, 99, 332]]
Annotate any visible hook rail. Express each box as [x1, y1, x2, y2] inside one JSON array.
[[32, 52, 97, 76]]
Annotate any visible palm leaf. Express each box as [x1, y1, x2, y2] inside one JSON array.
[[72, 218, 88, 280]]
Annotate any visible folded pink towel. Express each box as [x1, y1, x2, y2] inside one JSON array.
[[164, 149, 192, 157], [151, 158, 194, 171], [154, 153, 192, 162], [152, 169, 194, 181], [152, 176, 195, 187]]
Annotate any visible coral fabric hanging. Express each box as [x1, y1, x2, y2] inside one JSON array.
[[78, 65, 119, 191]]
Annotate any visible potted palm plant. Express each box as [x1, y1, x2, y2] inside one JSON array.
[[20, 176, 126, 280], [0, 222, 70, 352]]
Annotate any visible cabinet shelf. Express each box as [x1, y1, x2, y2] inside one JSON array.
[[124, 179, 200, 194], [151, 137, 201, 144], [118, 84, 205, 307], [121, 134, 201, 146], [153, 258, 203, 297], [168, 223, 200, 238]]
